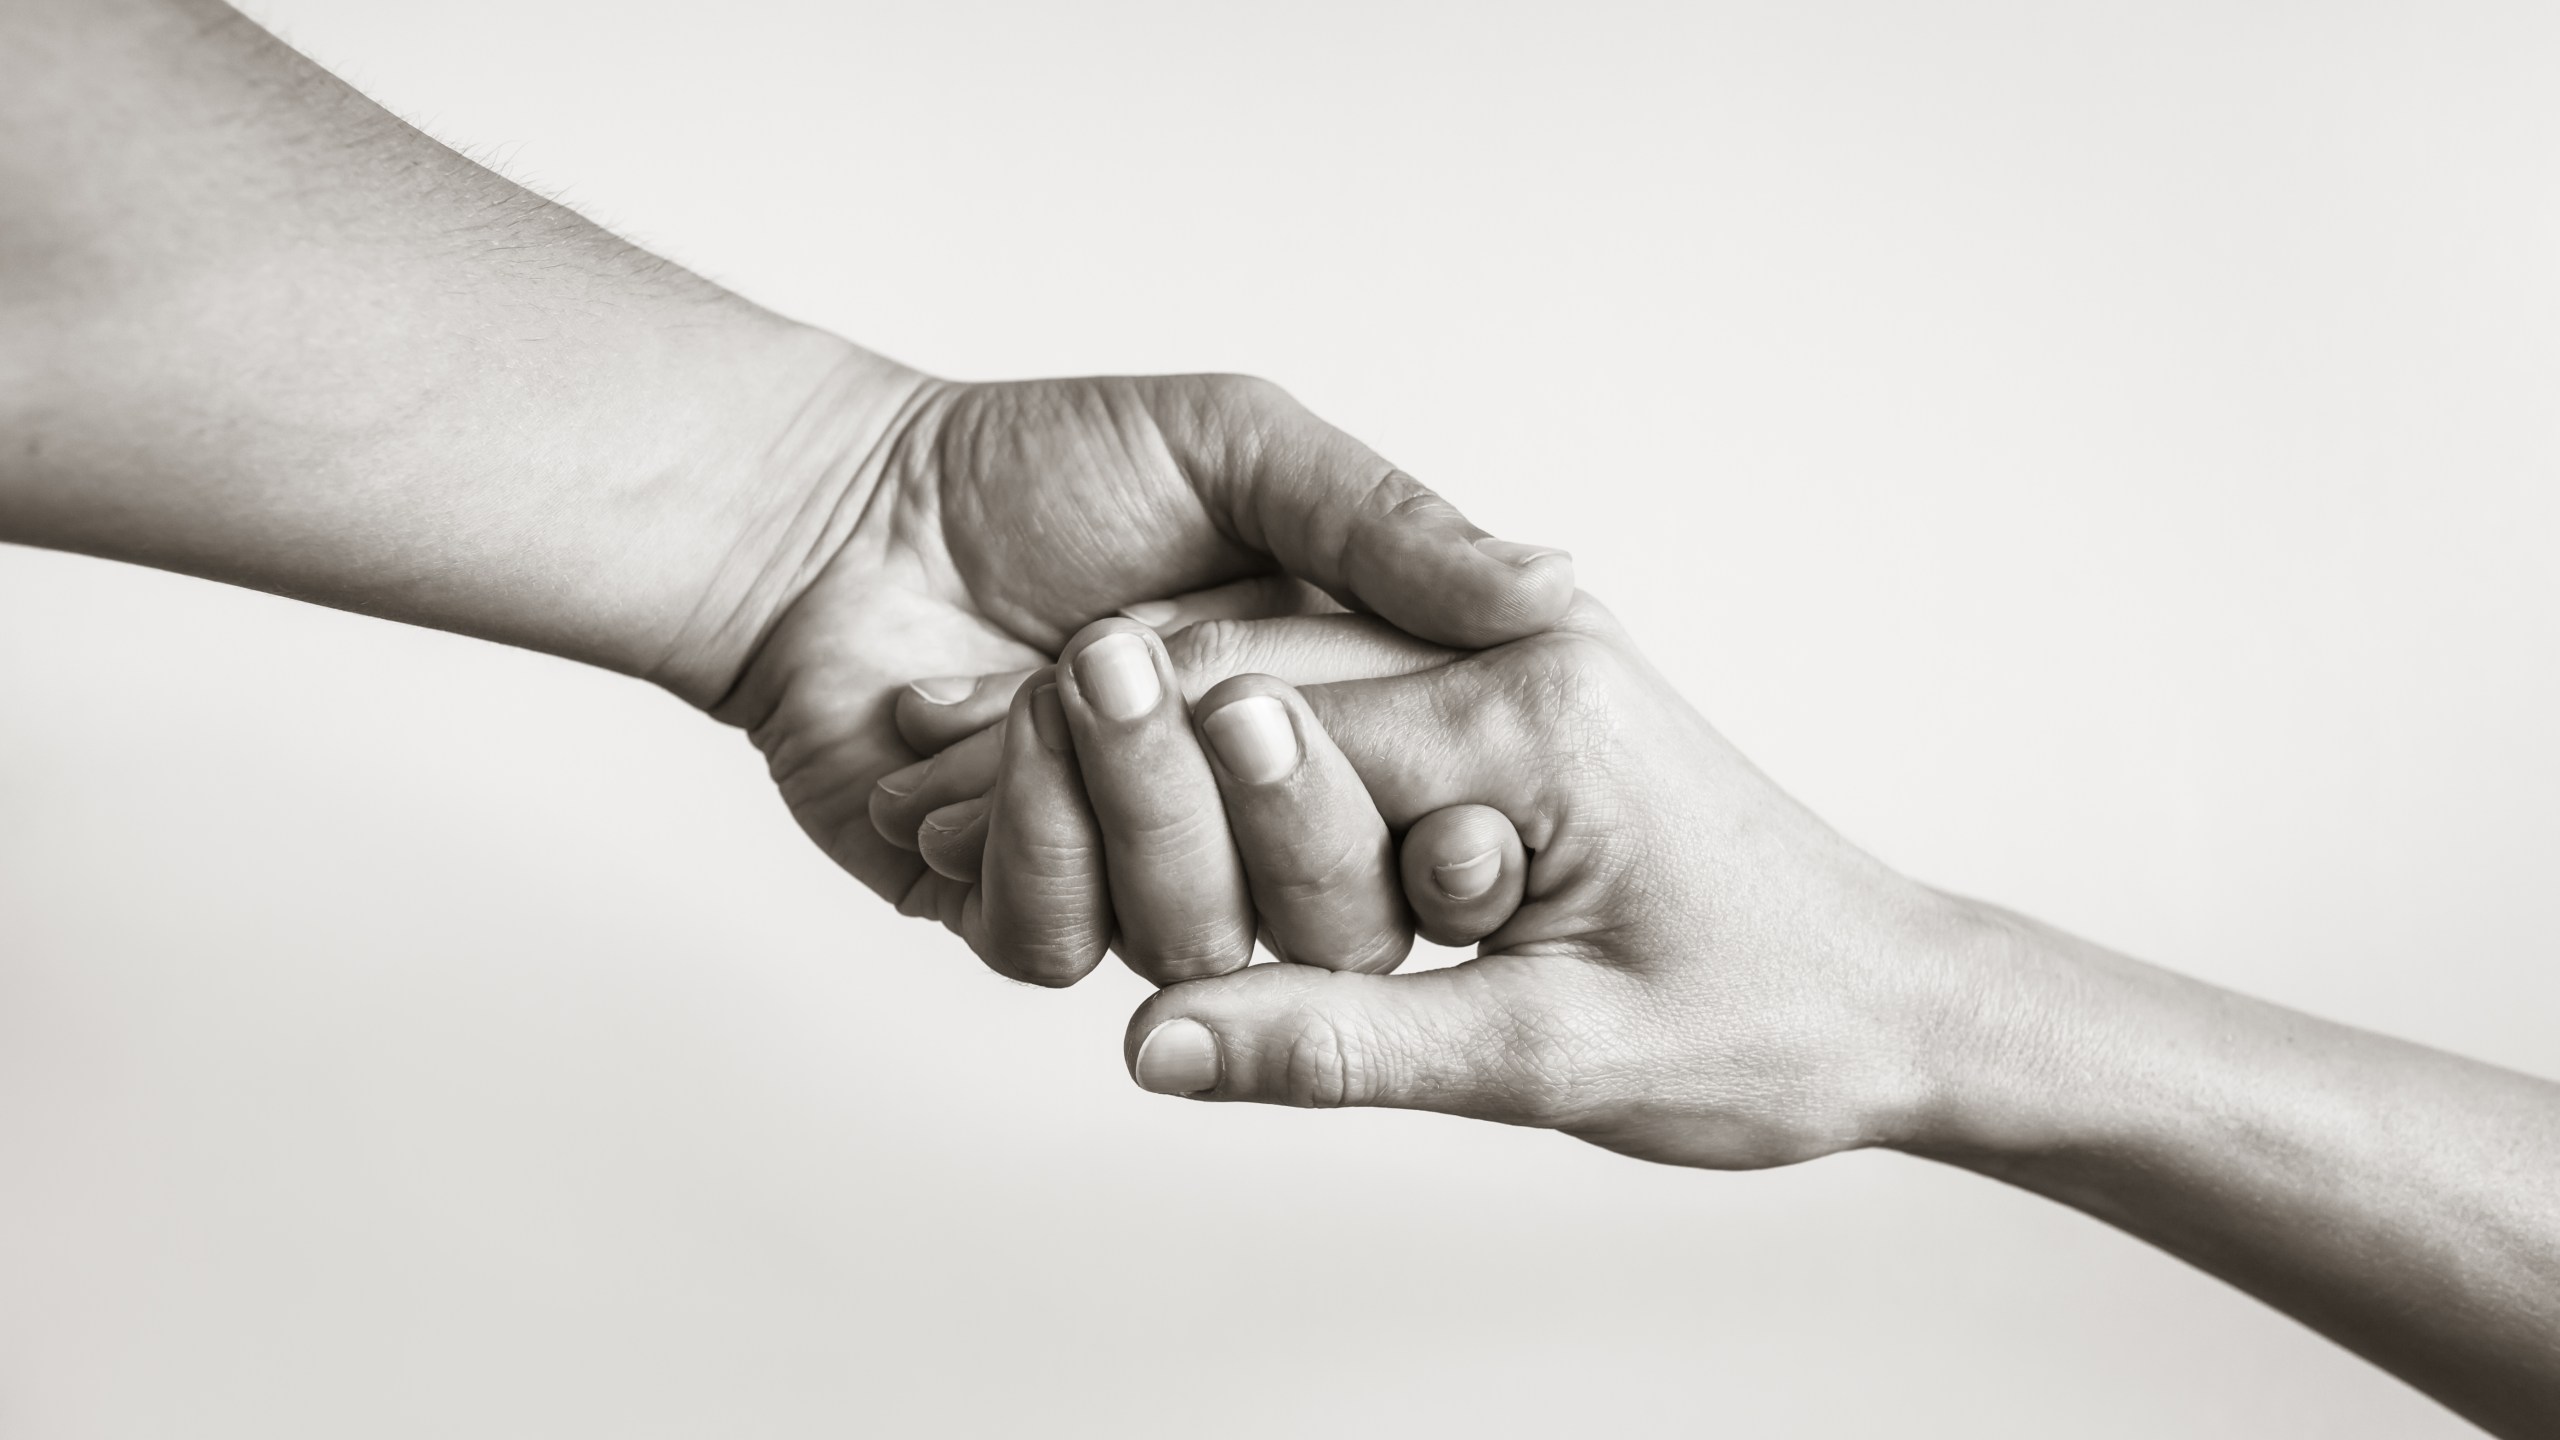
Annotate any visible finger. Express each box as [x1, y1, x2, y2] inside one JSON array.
[[974, 673, 1112, 985], [898, 867, 976, 934], [918, 795, 990, 883], [896, 670, 1035, 755], [1194, 676, 1409, 975], [1152, 376, 1576, 649], [1294, 662, 1551, 831], [869, 721, 1003, 851], [1286, 597, 1640, 832], [918, 616, 1461, 863], [1159, 612, 1457, 703], [1400, 804, 1527, 948], [1123, 956, 1606, 1128], [758, 704, 926, 905], [1054, 618, 1255, 982], [940, 616, 1452, 740], [1117, 574, 1341, 634]]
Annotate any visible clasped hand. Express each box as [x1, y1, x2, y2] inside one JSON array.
[[868, 594, 1976, 1171]]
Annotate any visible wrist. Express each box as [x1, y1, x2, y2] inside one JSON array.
[[1871, 893, 2140, 1161], [1881, 894, 2246, 1173], [628, 316, 934, 710]]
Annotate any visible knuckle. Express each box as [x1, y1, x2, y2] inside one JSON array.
[[1338, 927, 1413, 976], [1257, 830, 1382, 905], [1275, 1010, 1369, 1109], [1485, 632, 1627, 755], [1120, 914, 1255, 983], [1204, 371, 1295, 415], [1183, 374, 1301, 468], [983, 877, 1107, 984], [1107, 797, 1235, 862], [986, 923, 1102, 987], [1376, 479, 1457, 526], [1165, 619, 1253, 691]]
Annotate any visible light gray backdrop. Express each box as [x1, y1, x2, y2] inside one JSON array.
[[4, 1, 2555, 1435]]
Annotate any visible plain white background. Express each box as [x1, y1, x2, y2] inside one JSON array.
[[4, 1, 2556, 1434]]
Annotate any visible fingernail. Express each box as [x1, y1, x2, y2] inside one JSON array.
[[1434, 847, 1502, 901], [1473, 537, 1570, 569], [1031, 684, 1070, 752], [1074, 632, 1161, 721], [877, 756, 933, 798], [1119, 599, 1181, 629], [1201, 695, 1297, 784], [1133, 1018, 1220, 1095], [908, 675, 977, 705]]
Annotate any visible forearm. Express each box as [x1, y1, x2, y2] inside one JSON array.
[[0, 0, 912, 706], [1912, 901, 2560, 1436]]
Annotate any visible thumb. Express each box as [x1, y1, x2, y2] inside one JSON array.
[[1153, 376, 1576, 649], [1124, 957, 1596, 1127]]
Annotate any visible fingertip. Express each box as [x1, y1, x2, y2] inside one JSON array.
[[1402, 804, 1528, 948], [1193, 672, 1307, 784], [869, 723, 1005, 852], [1194, 670, 1295, 714], [869, 768, 927, 852], [918, 795, 990, 882], [1058, 617, 1176, 726], [1432, 846, 1503, 901], [1132, 1016, 1221, 1095], [896, 669, 1032, 754]]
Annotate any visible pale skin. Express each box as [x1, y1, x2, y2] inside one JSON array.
[[3, 2, 2555, 1436], [901, 606, 2560, 1435], [0, 0, 1573, 913]]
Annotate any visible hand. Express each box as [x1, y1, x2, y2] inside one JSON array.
[[1006, 603, 2560, 1440], [710, 369, 1575, 903], [869, 613, 1539, 985], [976, 595, 1969, 1169]]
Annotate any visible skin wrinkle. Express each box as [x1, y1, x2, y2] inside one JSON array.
[[1278, 1010, 1358, 1109], [1328, 473, 1437, 613], [935, 382, 1237, 647], [686, 361, 939, 713], [1253, 828, 1383, 906], [1107, 383, 1234, 608], [1189, 376, 1310, 559], [1164, 620, 1254, 693]]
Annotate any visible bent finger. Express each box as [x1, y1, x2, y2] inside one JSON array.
[[1194, 676, 1409, 974], [973, 673, 1112, 985], [1152, 376, 1576, 648], [1400, 804, 1527, 948], [1160, 612, 1457, 701], [1118, 574, 1341, 635], [1055, 619, 1255, 983], [918, 795, 991, 883], [869, 721, 1003, 851], [896, 670, 1035, 755], [923, 616, 1464, 875]]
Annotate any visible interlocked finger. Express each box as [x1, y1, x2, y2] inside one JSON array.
[[1193, 675, 1410, 974]]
